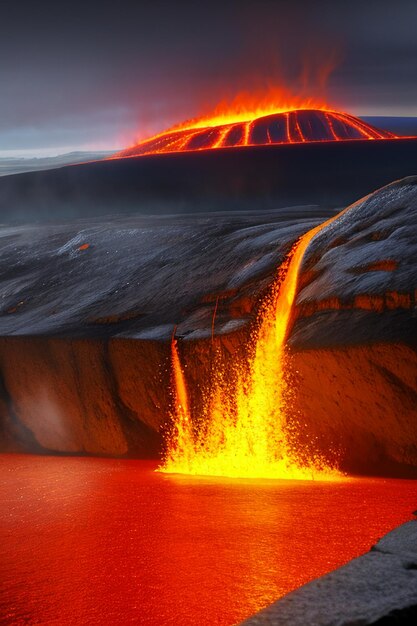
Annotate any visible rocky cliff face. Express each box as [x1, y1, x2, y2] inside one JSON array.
[[0, 207, 331, 456], [293, 176, 417, 347], [0, 179, 416, 476], [287, 177, 417, 475]]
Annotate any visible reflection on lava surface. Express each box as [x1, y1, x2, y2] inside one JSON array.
[[1, 455, 416, 625]]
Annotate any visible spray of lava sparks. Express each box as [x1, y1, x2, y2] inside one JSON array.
[[158, 216, 345, 481]]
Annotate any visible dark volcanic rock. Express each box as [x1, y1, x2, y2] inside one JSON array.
[[292, 176, 417, 348], [0, 208, 329, 339], [0, 178, 416, 475], [241, 520, 417, 626], [0, 207, 332, 456]]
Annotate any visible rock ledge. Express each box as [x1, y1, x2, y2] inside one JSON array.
[[241, 519, 417, 626]]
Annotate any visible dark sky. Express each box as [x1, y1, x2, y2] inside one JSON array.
[[1, 0, 416, 155]]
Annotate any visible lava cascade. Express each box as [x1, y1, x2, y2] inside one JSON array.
[[117, 109, 396, 158], [159, 216, 345, 481]]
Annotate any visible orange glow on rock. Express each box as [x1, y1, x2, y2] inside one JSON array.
[[159, 216, 345, 481]]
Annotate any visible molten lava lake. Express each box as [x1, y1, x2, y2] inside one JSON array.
[[1, 455, 417, 625]]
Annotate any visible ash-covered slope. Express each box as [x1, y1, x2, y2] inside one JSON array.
[[0, 207, 330, 339]]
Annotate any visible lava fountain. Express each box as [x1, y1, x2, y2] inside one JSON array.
[[159, 215, 345, 481]]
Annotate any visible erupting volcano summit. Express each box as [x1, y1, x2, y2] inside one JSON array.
[[117, 109, 397, 158]]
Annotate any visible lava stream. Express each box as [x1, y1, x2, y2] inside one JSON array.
[[159, 216, 345, 481]]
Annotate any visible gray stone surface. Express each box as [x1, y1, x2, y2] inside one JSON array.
[[241, 520, 417, 626], [292, 176, 417, 348], [1, 177, 415, 346], [0, 207, 332, 339]]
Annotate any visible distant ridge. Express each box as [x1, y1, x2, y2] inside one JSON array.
[[0, 150, 114, 177]]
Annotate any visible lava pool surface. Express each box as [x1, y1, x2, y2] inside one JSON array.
[[1, 455, 416, 625]]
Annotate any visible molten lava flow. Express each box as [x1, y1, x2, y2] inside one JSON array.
[[159, 217, 344, 481], [167, 335, 194, 468], [115, 102, 398, 158]]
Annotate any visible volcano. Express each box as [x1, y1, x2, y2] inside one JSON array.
[[117, 109, 397, 158], [0, 105, 415, 223]]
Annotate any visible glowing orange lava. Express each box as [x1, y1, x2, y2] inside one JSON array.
[[168, 89, 330, 131], [116, 94, 397, 158], [159, 215, 345, 481]]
